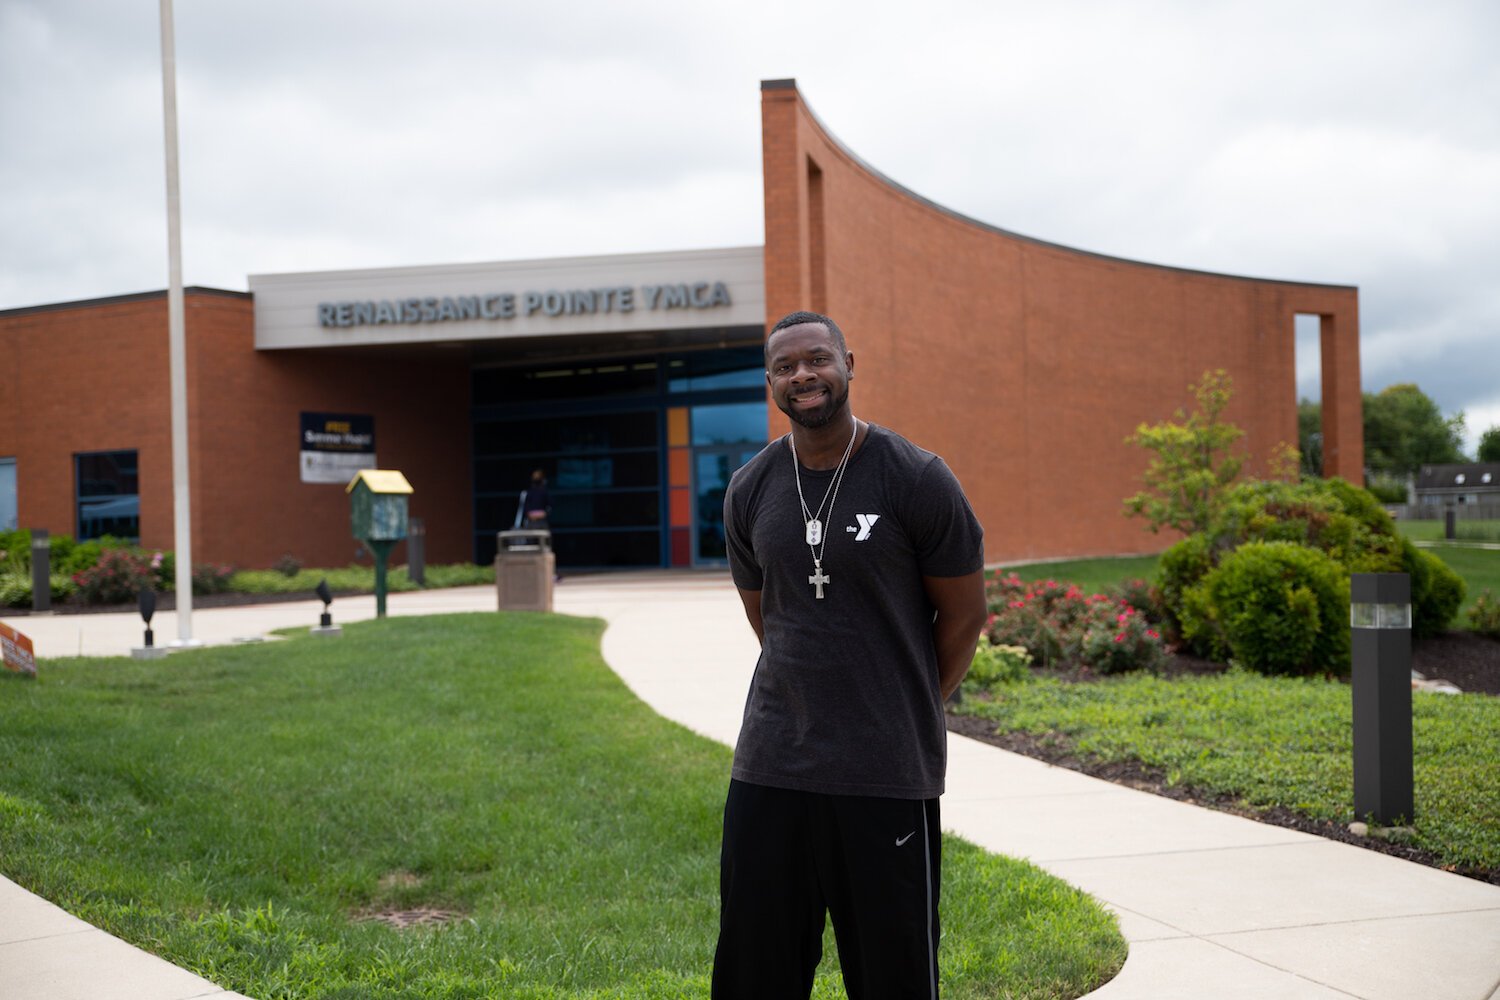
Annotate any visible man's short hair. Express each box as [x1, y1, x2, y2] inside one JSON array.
[[766, 310, 848, 366]]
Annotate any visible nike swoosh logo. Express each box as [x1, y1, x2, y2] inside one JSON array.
[[895, 831, 915, 847]]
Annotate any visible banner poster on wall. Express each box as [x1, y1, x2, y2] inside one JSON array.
[[1, 622, 36, 677], [300, 413, 376, 484]]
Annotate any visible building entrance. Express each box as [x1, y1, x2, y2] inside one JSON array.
[[472, 344, 767, 569]]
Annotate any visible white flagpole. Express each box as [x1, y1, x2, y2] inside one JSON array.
[[160, 0, 197, 646]]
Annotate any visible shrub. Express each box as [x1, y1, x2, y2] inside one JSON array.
[[1197, 542, 1350, 676], [1468, 590, 1500, 638], [985, 573, 1168, 674], [1157, 534, 1214, 648], [967, 640, 1033, 687], [192, 563, 236, 595], [1077, 602, 1169, 675], [0, 574, 29, 607], [1111, 577, 1168, 624], [1400, 539, 1466, 639], [1365, 479, 1408, 504], [73, 549, 155, 605], [0, 573, 79, 607], [272, 554, 303, 578]]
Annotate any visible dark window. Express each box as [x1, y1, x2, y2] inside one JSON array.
[[668, 346, 767, 393], [76, 450, 140, 541]]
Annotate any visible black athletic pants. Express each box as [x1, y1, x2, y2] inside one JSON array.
[[711, 780, 942, 999]]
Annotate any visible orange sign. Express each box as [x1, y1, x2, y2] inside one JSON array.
[[1, 622, 36, 676]]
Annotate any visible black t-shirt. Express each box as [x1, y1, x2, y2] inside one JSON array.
[[724, 424, 984, 798]]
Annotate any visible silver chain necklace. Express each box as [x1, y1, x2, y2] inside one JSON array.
[[790, 421, 857, 599]]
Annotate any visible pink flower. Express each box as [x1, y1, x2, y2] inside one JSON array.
[[1117, 612, 1129, 623], [1114, 633, 1125, 643], [1147, 630, 1159, 639]]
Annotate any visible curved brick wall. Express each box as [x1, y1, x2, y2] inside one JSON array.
[[760, 79, 1363, 563]]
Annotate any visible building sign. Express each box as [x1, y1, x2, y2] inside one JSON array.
[[252, 247, 764, 351], [1, 622, 36, 677], [301, 413, 376, 484], [318, 280, 733, 329]]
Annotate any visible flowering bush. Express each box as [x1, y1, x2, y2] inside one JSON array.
[[1078, 603, 1169, 675], [984, 573, 1168, 675], [73, 549, 155, 605], [968, 640, 1033, 687], [192, 563, 236, 595]]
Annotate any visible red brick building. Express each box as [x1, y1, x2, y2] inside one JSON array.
[[0, 80, 1361, 571]]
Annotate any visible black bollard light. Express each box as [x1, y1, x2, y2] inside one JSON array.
[[30, 529, 50, 613], [1351, 572, 1413, 826], [131, 587, 168, 659], [139, 587, 157, 648], [316, 578, 333, 627], [311, 578, 342, 637]]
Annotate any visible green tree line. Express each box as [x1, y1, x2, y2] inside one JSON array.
[[1299, 383, 1499, 484]]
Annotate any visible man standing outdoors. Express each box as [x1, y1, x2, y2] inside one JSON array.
[[712, 311, 988, 999]]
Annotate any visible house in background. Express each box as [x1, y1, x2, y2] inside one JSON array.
[[1414, 463, 1500, 517]]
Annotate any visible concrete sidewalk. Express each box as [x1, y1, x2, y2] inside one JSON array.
[[3, 574, 1499, 999]]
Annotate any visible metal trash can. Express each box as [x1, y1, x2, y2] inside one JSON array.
[[495, 529, 554, 612]]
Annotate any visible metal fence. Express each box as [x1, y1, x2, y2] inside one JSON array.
[[1386, 502, 1500, 521]]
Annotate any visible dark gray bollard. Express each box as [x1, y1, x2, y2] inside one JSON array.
[[1444, 507, 1456, 540], [408, 517, 426, 587], [1350, 573, 1413, 826], [30, 529, 50, 613]]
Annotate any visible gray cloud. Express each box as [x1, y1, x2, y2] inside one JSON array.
[[3, 0, 1496, 446]]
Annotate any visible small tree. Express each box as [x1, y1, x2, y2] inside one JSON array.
[[1124, 369, 1245, 536], [1479, 426, 1500, 463]]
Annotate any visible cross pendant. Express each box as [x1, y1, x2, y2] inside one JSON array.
[[808, 561, 830, 599]]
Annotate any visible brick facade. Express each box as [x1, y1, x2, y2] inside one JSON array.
[[760, 79, 1363, 563], [0, 290, 471, 569]]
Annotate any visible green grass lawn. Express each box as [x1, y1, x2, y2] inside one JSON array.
[[1417, 543, 1500, 621], [1396, 519, 1500, 544], [0, 614, 1124, 1000], [994, 556, 1162, 596], [955, 670, 1500, 874]]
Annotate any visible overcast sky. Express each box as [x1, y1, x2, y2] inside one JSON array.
[[3, 0, 1496, 451]]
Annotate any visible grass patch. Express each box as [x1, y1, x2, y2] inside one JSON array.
[[994, 556, 1162, 595], [956, 671, 1500, 872], [1419, 543, 1500, 622], [227, 562, 494, 595], [0, 614, 1123, 999], [1397, 519, 1500, 544]]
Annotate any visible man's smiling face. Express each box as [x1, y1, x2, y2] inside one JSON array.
[[765, 321, 853, 430]]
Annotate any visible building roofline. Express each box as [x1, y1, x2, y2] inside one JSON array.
[[0, 286, 251, 319], [761, 78, 1359, 293]]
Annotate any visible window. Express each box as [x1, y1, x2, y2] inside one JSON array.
[[76, 450, 140, 540], [0, 458, 15, 531]]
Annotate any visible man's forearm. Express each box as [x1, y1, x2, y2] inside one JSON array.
[[934, 611, 985, 700]]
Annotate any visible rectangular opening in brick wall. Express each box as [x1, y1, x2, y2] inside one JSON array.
[[1295, 313, 1324, 478]]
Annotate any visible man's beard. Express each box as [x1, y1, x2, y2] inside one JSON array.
[[778, 384, 850, 429]]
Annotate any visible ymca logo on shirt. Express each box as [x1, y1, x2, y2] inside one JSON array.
[[846, 513, 881, 541]]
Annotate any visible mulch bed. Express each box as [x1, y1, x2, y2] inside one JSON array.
[[947, 631, 1500, 885]]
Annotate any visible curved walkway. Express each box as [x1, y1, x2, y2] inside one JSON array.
[[3, 574, 1499, 999]]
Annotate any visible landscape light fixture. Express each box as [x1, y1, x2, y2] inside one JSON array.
[[130, 587, 169, 659], [139, 587, 156, 648], [316, 578, 333, 627], [1350, 572, 1414, 827], [311, 578, 342, 637]]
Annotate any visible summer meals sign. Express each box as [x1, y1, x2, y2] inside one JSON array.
[[1, 622, 36, 676]]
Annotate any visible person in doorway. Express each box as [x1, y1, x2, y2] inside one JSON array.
[[516, 469, 551, 530], [712, 311, 988, 999]]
